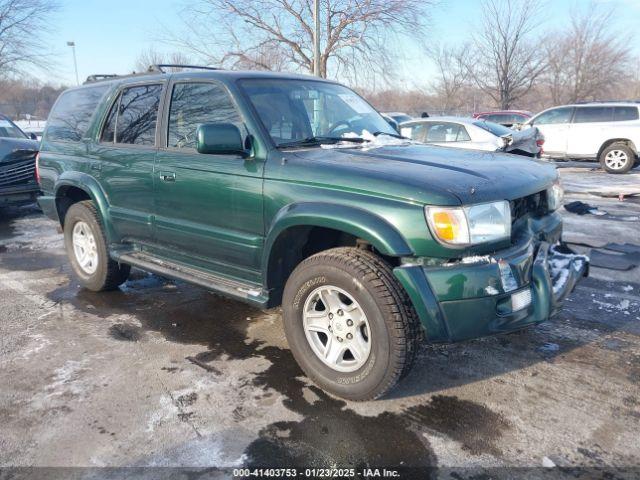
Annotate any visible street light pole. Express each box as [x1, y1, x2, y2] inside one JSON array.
[[67, 41, 79, 86], [313, 0, 321, 77]]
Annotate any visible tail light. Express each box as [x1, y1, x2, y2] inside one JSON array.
[[536, 138, 544, 155], [35, 152, 40, 184]]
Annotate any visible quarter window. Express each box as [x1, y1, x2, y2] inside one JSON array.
[[532, 107, 574, 125], [167, 82, 243, 149], [613, 106, 639, 122], [573, 107, 613, 123], [46, 85, 109, 142]]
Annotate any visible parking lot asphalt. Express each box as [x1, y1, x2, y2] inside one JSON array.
[[0, 163, 639, 476]]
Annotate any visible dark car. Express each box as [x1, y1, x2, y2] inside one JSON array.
[[473, 110, 532, 128], [37, 67, 587, 400], [0, 114, 40, 209]]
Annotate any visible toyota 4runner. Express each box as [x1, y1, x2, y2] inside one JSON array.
[[37, 67, 588, 400]]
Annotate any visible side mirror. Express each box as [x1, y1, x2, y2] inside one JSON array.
[[29, 133, 38, 140], [196, 123, 247, 156]]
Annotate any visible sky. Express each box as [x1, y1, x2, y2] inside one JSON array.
[[42, 0, 640, 88]]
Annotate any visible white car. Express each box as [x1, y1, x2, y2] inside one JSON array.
[[400, 116, 542, 157], [522, 102, 640, 174]]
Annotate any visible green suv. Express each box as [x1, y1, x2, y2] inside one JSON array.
[[37, 68, 588, 400]]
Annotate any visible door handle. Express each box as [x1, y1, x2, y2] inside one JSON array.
[[159, 172, 176, 182]]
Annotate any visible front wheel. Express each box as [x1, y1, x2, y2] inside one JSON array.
[[599, 143, 636, 174], [282, 247, 420, 401], [63, 200, 130, 291]]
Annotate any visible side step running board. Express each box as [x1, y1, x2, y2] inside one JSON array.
[[116, 251, 268, 308]]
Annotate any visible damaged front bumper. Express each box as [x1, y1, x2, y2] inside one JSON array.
[[394, 222, 589, 343]]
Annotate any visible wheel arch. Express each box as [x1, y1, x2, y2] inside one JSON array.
[[262, 202, 413, 307], [54, 172, 115, 242], [597, 138, 638, 161]]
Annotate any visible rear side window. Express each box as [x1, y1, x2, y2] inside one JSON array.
[[613, 106, 639, 122], [424, 122, 471, 142], [573, 107, 614, 123], [167, 82, 242, 149], [100, 84, 162, 146], [533, 107, 573, 125], [46, 86, 109, 142]]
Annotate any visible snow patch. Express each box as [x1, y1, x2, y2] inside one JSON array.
[[320, 129, 417, 150]]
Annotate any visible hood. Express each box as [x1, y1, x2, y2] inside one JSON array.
[[0, 137, 39, 164], [289, 143, 557, 205]]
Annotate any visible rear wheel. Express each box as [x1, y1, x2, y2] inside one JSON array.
[[282, 247, 420, 401], [599, 143, 635, 174], [63, 200, 130, 291]]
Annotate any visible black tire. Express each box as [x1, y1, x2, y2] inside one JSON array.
[[599, 143, 636, 174], [282, 247, 420, 401], [63, 200, 130, 291]]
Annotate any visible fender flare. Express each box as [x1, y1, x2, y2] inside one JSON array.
[[54, 172, 115, 242], [262, 202, 413, 274]]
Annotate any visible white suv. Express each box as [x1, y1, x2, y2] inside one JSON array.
[[523, 102, 640, 173]]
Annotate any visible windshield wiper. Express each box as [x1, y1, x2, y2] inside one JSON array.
[[277, 136, 367, 148], [371, 131, 409, 140]]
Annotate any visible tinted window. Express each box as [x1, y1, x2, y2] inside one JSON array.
[[168, 82, 242, 149], [424, 122, 471, 142], [482, 113, 526, 125], [474, 120, 512, 136], [117, 85, 162, 145], [533, 107, 574, 125], [573, 107, 613, 123], [46, 86, 109, 141], [100, 99, 117, 143], [613, 106, 639, 122]]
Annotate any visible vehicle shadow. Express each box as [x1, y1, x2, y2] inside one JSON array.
[[38, 260, 637, 469]]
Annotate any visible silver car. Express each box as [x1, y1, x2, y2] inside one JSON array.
[[400, 116, 543, 157]]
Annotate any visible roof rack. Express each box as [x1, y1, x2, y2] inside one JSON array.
[[147, 64, 220, 73], [83, 64, 221, 84]]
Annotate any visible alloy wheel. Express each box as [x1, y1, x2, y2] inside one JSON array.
[[302, 285, 372, 373]]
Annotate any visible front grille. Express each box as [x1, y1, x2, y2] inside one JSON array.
[[0, 158, 36, 187], [510, 191, 547, 224]]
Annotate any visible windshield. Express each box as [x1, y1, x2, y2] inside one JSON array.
[[0, 117, 28, 139], [238, 79, 396, 146], [473, 120, 512, 137]]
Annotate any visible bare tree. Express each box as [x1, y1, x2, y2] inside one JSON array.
[[428, 43, 472, 113], [543, 2, 632, 104], [134, 48, 193, 72], [0, 0, 58, 78], [169, 0, 435, 84], [467, 0, 545, 109]]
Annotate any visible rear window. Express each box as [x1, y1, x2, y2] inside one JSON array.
[[573, 107, 614, 123], [613, 106, 639, 121], [473, 120, 512, 136], [46, 86, 109, 142]]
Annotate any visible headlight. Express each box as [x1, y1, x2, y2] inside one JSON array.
[[426, 201, 511, 246], [547, 179, 564, 211]]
